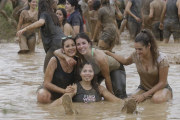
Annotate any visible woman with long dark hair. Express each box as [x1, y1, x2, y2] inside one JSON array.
[[54, 33, 127, 99], [49, 61, 136, 115], [37, 36, 80, 103], [17, 0, 40, 54], [65, 0, 84, 34], [104, 29, 173, 103], [56, 8, 75, 37], [16, 0, 66, 73]]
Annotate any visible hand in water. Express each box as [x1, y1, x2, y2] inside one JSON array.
[[159, 23, 163, 30], [132, 94, 146, 103]]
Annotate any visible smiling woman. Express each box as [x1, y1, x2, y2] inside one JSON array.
[[105, 29, 173, 104], [37, 37, 80, 103]]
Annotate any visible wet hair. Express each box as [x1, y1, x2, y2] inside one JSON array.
[[74, 32, 92, 47], [67, 0, 78, 10], [135, 29, 159, 66], [67, 0, 83, 21], [38, 0, 60, 26], [79, 61, 101, 97], [56, 8, 67, 26], [61, 36, 75, 48], [93, 0, 101, 11], [26, 0, 32, 10], [101, 0, 110, 5]]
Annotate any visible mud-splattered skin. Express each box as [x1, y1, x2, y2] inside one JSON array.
[[97, 5, 118, 51], [149, 0, 165, 41], [142, 0, 153, 29]]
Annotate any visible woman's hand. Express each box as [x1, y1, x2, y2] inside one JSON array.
[[16, 28, 27, 37], [159, 23, 163, 30], [64, 85, 75, 93], [65, 57, 77, 67], [16, 37, 21, 42], [132, 94, 146, 103]]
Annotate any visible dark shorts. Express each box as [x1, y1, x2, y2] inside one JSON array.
[[163, 21, 180, 40], [23, 31, 36, 39], [138, 84, 173, 96], [128, 21, 142, 38], [37, 84, 63, 100], [151, 22, 163, 41]]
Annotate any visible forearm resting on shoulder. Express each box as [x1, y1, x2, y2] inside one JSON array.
[[54, 49, 67, 60]]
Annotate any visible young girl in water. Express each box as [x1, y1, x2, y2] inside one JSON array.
[[56, 8, 76, 37], [37, 36, 80, 103], [49, 61, 136, 115], [17, 0, 40, 54], [16, 0, 66, 73], [54, 33, 127, 99], [104, 29, 173, 103]]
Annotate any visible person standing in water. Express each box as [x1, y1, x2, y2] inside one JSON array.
[[142, 0, 153, 29], [148, 0, 165, 41], [104, 29, 173, 103], [159, 0, 180, 43], [17, 0, 40, 54], [92, 0, 123, 51], [17, 0, 65, 73], [125, 0, 143, 41]]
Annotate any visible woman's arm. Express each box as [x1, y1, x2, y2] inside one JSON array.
[[16, 19, 45, 37], [54, 49, 77, 67], [104, 51, 133, 65], [125, 1, 141, 22], [95, 51, 113, 93], [99, 85, 125, 104], [48, 84, 77, 108]]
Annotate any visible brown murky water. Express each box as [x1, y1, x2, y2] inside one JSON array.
[[0, 30, 180, 119]]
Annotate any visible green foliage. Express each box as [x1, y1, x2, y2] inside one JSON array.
[[0, 1, 16, 42]]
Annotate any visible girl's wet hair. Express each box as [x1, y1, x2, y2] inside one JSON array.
[[135, 29, 159, 65], [79, 61, 100, 96], [38, 0, 60, 26], [74, 32, 92, 46], [56, 8, 67, 26], [61, 35, 75, 48]]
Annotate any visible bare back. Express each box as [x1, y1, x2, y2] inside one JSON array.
[[150, 0, 165, 23]]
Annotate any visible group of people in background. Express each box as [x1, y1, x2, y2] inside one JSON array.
[[1, 0, 176, 114]]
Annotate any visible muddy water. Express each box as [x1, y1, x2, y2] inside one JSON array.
[[0, 31, 180, 119]]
